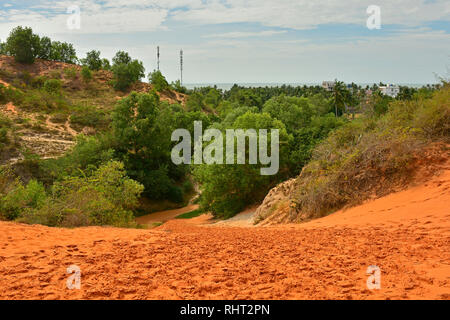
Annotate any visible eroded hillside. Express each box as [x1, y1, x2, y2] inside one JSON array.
[[0, 55, 186, 164]]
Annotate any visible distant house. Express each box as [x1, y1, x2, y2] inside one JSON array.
[[322, 81, 335, 92], [379, 84, 400, 98]]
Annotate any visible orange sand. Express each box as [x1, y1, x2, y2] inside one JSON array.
[[0, 171, 449, 300], [4, 102, 18, 114]]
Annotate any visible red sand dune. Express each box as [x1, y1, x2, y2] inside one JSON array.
[[0, 170, 449, 300]]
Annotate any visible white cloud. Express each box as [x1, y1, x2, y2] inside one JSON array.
[[203, 30, 287, 38], [0, 0, 171, 38], [0, 0, 448, 84], [172, 0, 450, 29], [1, 0, 448, 39]]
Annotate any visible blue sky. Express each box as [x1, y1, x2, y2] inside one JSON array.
[[0, 0, 449, 84]]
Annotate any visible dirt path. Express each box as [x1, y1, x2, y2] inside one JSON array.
[[0, 171, 449, 300], [136, 205, 199, 225]]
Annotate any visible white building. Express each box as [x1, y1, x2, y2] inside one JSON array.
[[379, 84, 400, 98], [322, 81, 335, 92]]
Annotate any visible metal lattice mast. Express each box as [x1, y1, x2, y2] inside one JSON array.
[[180, 49, 183, 85], [157, 46, 160, 71]]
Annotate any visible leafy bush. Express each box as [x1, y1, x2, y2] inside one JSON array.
[[149, 70, 169, 92], [31, 75, 48, 89], [0, 173, 47, 221], [70, 106, 108, 130], [63, 67, 78, 80], [41, 134, 115, 182], [81, 66, 93, 83], [43, 79, 62, 95], [171, 80, 187, 94], [19, 161, 144, 227]]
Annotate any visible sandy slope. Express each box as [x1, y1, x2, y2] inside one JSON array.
[[0, 170, 449, 300]]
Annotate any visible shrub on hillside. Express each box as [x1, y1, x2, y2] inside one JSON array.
[[81, 66, 93, 83], [47, 41, 78, 64], [38, 36, 52, 60], [63, 67, 78, 80], [81, 50, 102, 71], [40, 134, 115, 183], [43, 79, 62, 95], [111, 51, 145, 92], [149, 70, 169, 92], [0, 171, 47, 221], [70, 106, 109, 130], [31, 75, 48, 89], [19, 161, 144, 227], [290, 84, 450, 221], [101, 58, 111, 70]]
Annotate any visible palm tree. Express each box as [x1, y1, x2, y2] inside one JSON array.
[[333, 80, 348, 117]]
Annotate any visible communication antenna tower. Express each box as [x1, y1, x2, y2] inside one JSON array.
[[157, 46, 160, 71], [180, 49, 183, 85]]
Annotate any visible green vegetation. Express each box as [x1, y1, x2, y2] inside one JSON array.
[[111, 51, 145, 91], [149, 70, 169, 92], [5, 26, 40, 64], [81, 66, 93, 83], [0, 114, 18, 158], [3, 161, 143, 227], [43, 79, 62, 95], [175, 209, 204, 219], [291, 83, 450, 221], [81, 50, 102, 71], [0, 25, 447, 229]]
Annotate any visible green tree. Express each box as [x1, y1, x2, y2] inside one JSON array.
[[111, 51, 145, 91], [38, 36, 52, 60], [49, 41, 77, 64], [112, 92, 177, 199], [186, 92, 205, 112], [171, 79, 187, 93], [5, 26, 41, 64], [112, 51, 131, 65], [0, 41, 7, 55], [81, 50, 102, 70], [332, 80, 350, 117], [148, 70, 169, 92], [101, 58, 111, 70], [204, 87, 222, 109], [193, 112, 290, 218], [262, 95, 313, 133]]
